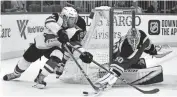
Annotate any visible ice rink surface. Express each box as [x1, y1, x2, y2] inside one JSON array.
[[0, 47, 177, 97]]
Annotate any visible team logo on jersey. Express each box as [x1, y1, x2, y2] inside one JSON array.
[[17, 20, 29, 39], [148, 20, 160, 35]]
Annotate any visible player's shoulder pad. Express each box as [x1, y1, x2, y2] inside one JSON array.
[[138, 29, 147, 37], [76, 16, 86, 31], [45, 13, 59, 25], [78, 16, 86, 24], [138, 29, 147, 40], [51, 13, 59, 21]]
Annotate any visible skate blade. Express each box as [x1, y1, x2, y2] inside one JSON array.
[[32, 84, 46, 89]]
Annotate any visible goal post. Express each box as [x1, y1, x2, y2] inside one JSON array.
[[109, 7, 114, 65]]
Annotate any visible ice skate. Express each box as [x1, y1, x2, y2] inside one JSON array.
[[3, 73, 21, 81], [33, 69, 46, 89]]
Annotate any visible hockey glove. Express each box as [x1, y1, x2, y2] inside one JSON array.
[[57, 29, 70, 44], [144, 44, 157, 55], [79, 52, 93, 63], [150, 47, 158, 55]]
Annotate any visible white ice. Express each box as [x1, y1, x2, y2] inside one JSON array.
[[0, 47, 177, 97]]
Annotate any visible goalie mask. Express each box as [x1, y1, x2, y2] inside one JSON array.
[[126, 28, 140, 51], [60, 7, 78, 28]]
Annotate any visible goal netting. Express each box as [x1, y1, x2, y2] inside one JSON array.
[[60, 7, 133, 84]]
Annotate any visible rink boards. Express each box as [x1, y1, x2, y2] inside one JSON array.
[[1, 13, 177, 60]]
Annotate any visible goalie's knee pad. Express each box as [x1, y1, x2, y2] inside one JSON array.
[[110, 64, 124, 76]]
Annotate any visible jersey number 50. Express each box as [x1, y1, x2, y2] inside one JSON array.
[[115, 57, 124, 63]]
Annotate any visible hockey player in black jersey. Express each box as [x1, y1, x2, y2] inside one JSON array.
[[3, 7, 92, 89]]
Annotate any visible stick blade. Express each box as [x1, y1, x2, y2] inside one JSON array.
[[141, 88, 160, 94]]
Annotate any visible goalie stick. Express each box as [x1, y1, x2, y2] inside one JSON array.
[[66, 42, 160, 94], [63, 44, 102, 95]]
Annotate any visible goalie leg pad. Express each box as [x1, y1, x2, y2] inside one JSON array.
[[110, 64, 124, 76], [95, 73, 118, 85], [95, 63, 124, 88], [120, 65, 163, 85]]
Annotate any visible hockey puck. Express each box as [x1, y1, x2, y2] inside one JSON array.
[[83, 91, 88, 95]]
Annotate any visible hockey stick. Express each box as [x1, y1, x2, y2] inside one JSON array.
[[63, 44, 100, 94], [66, 42, 160, 94]]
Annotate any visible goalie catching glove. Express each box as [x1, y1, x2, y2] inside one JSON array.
[[79, 52, 93, 63]]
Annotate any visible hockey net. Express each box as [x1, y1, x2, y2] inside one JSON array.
[[60, 7, 133, 84]]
